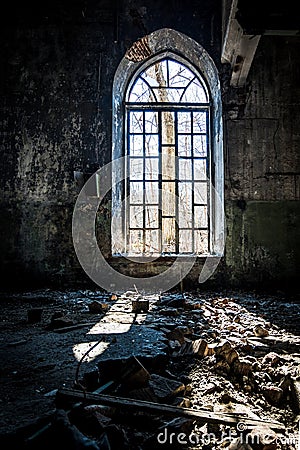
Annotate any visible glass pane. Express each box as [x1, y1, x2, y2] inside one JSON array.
[[178, 112, 191, 133], [145, 229, 160, 254], [162, 182, 176, 216], [162, 147, 175, 180], [195, 230, 208, 254], [194, 205, 208, 228], [129, 135, 143, 156], [162, 218, 175, 253], [143, 59, 168, 87], [130, 205, 143, 228], [179, 159, 192, 180], [178, 182, 192, 204], [178, 135, 191, 157], [145, 158, 159, 180], [182, 79, 208, 103], [168, 60, 194, 87], [161, 111, 175, 144], [164, 88, 182, 102], [129, 78, 154, 103], [194, 182, 207, 204], [128, 230, 144, 254], [130, 158, 143, 180], [194, 135, 207, 156], [130, 182, 143, 204], [178, 182, 192, 228], [193, 111, 207, 133], [179, 230, 193, 253], [145, 134, 159, 156], [145, 206, 159, 228], [145, 111, 158, 133], [194, 159, 207, 180], [178, 202, 192, 228], [145, 182, 159, 203], [130, 111, 143, 133]]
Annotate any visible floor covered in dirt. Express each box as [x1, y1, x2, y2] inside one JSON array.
[[0, 288, 299, 449]]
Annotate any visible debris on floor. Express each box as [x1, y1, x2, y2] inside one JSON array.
[[0, 288, 299, 449]]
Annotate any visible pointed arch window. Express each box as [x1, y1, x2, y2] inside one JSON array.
[[112, 29, 224, 260], [124, 57, 210, 256]]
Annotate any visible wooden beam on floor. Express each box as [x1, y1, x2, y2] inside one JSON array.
[[57, 388, 285, 431]]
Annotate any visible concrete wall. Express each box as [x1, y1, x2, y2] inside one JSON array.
[[224, 36, 300, 290], [0, 1, 299, 290]]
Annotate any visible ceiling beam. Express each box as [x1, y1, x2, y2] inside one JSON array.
[[221, 0, 261, 87]]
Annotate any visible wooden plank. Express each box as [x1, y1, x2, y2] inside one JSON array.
[[57, 388, 285, 431]]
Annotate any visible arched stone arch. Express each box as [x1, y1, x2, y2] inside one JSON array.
[[112, 28, 224, 257]]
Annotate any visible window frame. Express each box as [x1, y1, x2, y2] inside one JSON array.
[[111, 29, 224, 260]]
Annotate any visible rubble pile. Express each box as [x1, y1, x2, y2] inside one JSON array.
[[0, 289, 299, 449]]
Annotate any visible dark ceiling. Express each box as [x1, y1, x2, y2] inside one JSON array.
[[236, 0, 300, 35]]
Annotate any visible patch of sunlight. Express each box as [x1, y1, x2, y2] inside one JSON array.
[[73, 341, 110, 362], [87, 321, 132, 335]]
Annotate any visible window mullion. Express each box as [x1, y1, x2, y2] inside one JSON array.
[[158, 110, 162, 254], [126, 110, 130, 254], [143, 110, 146, 254], [175, 111, 179, 254], [191, 111, 195, 254]]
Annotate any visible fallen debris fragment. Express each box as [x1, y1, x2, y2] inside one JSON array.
[[56, 388, 286, 431], [88, 300, 109, 314], [290, 378, 300, 413], [148, 374, 185, 401]]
